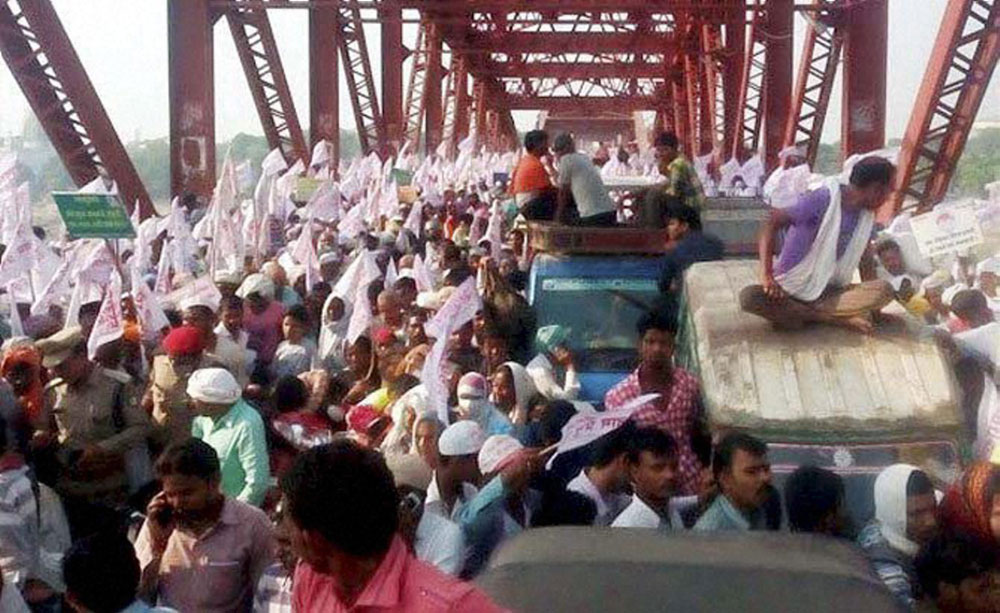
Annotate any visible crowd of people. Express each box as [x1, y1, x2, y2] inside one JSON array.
[[0, 124, 998, 612]]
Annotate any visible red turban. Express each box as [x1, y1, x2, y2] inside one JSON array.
[[162, 325, 205, 357]]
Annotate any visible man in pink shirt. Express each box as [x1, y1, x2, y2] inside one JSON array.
[[280, 441, 507, 612]]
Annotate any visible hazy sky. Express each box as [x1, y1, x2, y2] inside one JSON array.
[[1, 0, 997, 145]]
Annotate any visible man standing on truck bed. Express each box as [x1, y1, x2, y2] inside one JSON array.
[[739, 156, 896, 334], [638, 132, 706, 228]]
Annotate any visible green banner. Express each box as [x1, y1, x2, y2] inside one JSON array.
[[52, 192, 136, 239], [390, 168, 414, 187]]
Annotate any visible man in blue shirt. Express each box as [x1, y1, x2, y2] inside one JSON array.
[[695, 432, 772, 531], [657, 199, 724, 295]]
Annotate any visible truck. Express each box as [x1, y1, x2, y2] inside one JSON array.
[[526, 203, 965, 526]]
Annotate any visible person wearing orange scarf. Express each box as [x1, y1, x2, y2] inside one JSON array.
[[938, 462, 1000, 548], [1, 343, 45, 427]]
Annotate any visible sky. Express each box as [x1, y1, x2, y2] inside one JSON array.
[[1, 0, 997, 145]]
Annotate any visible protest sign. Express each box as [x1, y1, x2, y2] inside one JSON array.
[[390, 168, 414, 186], [294, 177, 323, 203], [546, 393, 660, 469], [911, 206, 984, 258], [52, 192, 136, 239]]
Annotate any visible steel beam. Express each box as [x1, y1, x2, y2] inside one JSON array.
[[890, 0, 1000, 214], [227, 6, 308, 165], [309, 0, 339, 168], [731, 0, 766, 161], [453, 56, 471, 145], [723, 4, 745, 147], [451, 32, 676, 55], [783, 0, 843, 166], [672, 78, 691, 158], [168, 0, 215, 203], [0, 0, 153, 216], [479, 62, 672, 80], [424, 23, 444, 155], [337, 1, 384, 155], [841, 0, 887, 157], [763, 0, 792, 170], [380, 0, 404, 150], [504, 96, 659, 113]]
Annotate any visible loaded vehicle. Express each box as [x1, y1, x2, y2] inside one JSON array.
[[527, 196, 768, 402], [526, 200, 966, 526], [477, 527, 902, 613], [676, 259, 965, 524]]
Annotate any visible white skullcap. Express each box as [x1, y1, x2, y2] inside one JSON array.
[[386, 454, 432, 491], [778, 145, 806, 161], [319, 251, 340, 265], [438, 421, 486, 457], [921, 270, 952, 292], [478, 434, 524, 475], [942, 283, 969, 307], [236, 273, 275, 300], [186, 368, 241, 405], [178, 294, 217, 311], [976, 256, 1000, 276], [213, 270, 243, 286]]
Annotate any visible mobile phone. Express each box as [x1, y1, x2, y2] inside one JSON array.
[[152, 504, 173, 526]]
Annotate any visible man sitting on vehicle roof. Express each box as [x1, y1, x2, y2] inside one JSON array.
[[510, 130, 557, 222], [551, 133, 618, 228], [739, 156, 896, 334]]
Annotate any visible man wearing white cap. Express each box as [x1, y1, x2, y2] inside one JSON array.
[[458, 434, 540, 578], [189, 368, 270, 506], [425, 421, 484, 523]]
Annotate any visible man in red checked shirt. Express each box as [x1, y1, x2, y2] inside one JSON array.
[[604, 310, 709, 497]]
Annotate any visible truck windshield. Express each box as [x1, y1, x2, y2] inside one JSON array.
[[533, 277, 660, 372]]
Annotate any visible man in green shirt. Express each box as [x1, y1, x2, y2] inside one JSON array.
[[639, 131, 706, 227], [188, 368, 270, 506]]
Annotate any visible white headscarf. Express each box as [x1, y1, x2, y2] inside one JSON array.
[[496, 361, 537, 425], [317, 292, 351, 368], [874, 464, 923, 557]]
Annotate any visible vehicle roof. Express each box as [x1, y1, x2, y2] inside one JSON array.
[[679, 260, 962, 442], [476, 527, 901, 613]]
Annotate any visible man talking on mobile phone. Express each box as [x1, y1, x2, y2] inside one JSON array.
[[134, 438, 275, 612]]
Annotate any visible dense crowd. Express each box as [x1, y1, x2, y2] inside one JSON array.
[[0, 127, 998, 613]]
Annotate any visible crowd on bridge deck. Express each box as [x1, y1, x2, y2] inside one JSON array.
[[1, 122, 1000, 612]]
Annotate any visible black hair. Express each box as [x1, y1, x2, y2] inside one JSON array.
[[712, 432, 768, 480], [310, 281, 332, 295], [63, 531, 140, 613], [636, 309, 678, 338], [875, 238, 901, 255], [524, 130, 549, 154], [164, 309, 183, 328], [444, 266, 473, 287], [280, 441, 398, 557], [916, 530, 999, 599], [221, 295, 244, 312], [590, 420, 637, 468], [534, 490, 597, 527], [154, 438, 221, 481], [951, 289, 988, 319], [442, 242, 462, 264], [784, 465, 845, 533], [654, 131, 679, 149], [389, 374, 421, 399], [906, 469, 935, 497], [538, 400, 577, 447], [849, 156, 895, 189], [284, 304, 311, 326], [626, 426, 678, 464], [664, 201, 702, 232], [552, 133, 575, 155], [367, 280, 385, 305], [393, 277, 417, 293], [274, 375, 309, 413]]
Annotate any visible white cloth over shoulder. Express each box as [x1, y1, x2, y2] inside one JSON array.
[[775, 176, 875, 301]]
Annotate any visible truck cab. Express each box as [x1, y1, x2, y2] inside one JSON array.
[[676, 260, 965, 525], [526, 197, 767, 403]]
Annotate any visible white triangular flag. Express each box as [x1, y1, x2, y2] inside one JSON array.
[[87, 272, 124, 360]]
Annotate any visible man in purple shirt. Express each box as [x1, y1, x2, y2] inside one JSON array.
[[740, 157, 896, 333]]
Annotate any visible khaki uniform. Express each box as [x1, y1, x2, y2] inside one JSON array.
[[45, 367, 151, 502], [150, 355, 206, 445]]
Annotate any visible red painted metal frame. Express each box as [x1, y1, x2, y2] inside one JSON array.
[[309, 0, 339, 168], [380, 0, 404, 150], [227, 5, 308, 165], [0, 0, 153, 216], [337, 1, 384, 155], [403, 22, 428, 150], [762, 0, 792, 170], [782, 0, 843, 166], [731, 0, 767, 161], [891, 0, 1000, 214]]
